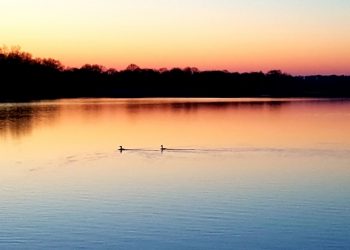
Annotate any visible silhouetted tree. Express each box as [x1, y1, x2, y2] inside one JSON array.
[[80, 64, 104, 73], [159, 68, 168, 73], [267, 70, 283, 76], [126, 64, 140, 71], [41, 58, 64, 71]]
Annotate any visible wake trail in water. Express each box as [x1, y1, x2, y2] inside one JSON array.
[[118, 148, 159, 152], [116, 146, 350, 157]]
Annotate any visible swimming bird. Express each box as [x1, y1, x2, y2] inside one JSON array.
[[160, 145, 167, 151], [119, 146, 125, 151]]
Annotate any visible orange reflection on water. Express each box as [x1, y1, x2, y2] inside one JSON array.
[[53, 98, 350, 150], [1, 99, 350, 153]]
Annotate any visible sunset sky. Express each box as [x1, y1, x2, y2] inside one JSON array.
[[1, 0, 350, 75]]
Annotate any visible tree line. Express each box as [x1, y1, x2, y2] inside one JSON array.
[[1, 47, 350, 101]]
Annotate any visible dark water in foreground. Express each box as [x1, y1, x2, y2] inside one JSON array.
[[0, 98, 349, 249]]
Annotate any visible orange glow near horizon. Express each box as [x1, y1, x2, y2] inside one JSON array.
[[1, 1, 350, 75]]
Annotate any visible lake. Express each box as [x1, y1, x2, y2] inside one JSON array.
[[0, 98, 349, 249]]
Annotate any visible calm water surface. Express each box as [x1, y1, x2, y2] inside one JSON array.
[[0, 98, 349, 249]]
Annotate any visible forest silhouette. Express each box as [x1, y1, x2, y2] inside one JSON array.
[[1, 47, 350, 101]]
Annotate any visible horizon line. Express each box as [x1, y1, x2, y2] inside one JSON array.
[[1, 46, 349, 77]]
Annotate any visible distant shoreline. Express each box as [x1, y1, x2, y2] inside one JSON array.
[[1, 97, 350, 104], [1, 49, 350, 101]]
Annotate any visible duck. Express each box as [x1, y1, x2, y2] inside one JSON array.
[[161, 145, 167, 151]]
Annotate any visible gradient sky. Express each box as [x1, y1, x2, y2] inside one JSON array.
[[1, 0, 350, 74]]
